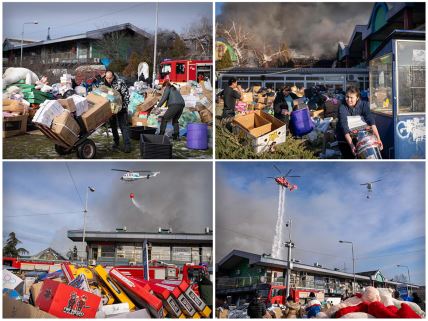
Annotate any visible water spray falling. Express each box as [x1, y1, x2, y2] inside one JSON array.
[[271, 186, 286, 260]]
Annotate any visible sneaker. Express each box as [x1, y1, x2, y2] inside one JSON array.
[[172, 135, 180, 141], [123, 145, 132, 153]]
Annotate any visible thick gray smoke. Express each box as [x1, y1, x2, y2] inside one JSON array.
[[217, 2, 374, 57]]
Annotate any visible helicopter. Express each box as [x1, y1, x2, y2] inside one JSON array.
[[267, 165, 300, 191], [112, 169, 160, 182], [360, 178, 382, 198]]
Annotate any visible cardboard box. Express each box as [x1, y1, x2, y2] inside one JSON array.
[[81, 93, 112, 131], [30, 281, 44, 305], [130, 278, 184, 318], [180, 86, 192, 95], [233, 112, 272, 137], [198, 107, 213, 124], [136, 94, 158, 112], [36, 279, 101, 318], [3, 114, 28, 138], [109, 268, 164, 318], [3, 99, 26, 114], [3, 269, 24, 291], [132, 116, 148, 127], [252, 85, 261, 93], [101, 303, 130, 316], [234, 111, 286, 153], [240, 92, 253, 103], [3, 294, 55, 318], [32, 100, 64, 127], [109, 308, 152, 318], [58, 97, 76, 113], [24, 277, 37, 296], [51, 110, 80, 147]]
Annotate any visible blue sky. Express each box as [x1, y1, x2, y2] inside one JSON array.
[[3, 2, 212, 41], [3, 162, 212, 257], [216, 162, 425, 285]]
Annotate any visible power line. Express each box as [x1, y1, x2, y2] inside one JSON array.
[[65, 163, 84, 209]]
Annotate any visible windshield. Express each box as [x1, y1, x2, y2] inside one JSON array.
[[161, 64, 171, 73]]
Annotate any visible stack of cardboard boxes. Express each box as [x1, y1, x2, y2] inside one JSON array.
[[33, 94, 111, 148]]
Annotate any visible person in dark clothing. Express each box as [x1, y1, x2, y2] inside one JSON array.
[[274, 86, 297, 134], [101, 71, 131, 153], [158, 80, 185, 140], [247, 294, 267, 319], [221, 77, 241, 119], [336, 86, 383, 159], [412, 293, 425, 311]]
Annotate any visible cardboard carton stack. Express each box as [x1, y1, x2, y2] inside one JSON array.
[[32, 94, 111, 147], [3, 99, 29, 138]]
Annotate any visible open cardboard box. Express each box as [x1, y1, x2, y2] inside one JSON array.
[[233, 112, 272, 137], [233, 110, 286, 153]]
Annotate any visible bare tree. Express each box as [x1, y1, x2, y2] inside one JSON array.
[[183, 16, 213, 59], [217, 20, 252, 66], [393, 273, 409, 283]]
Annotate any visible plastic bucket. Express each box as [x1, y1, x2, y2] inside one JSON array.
[[186, 123, 208, 150], [290, 108, 314, 137]]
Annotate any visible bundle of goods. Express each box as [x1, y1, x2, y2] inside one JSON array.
[[91, 85, 123, 114], [355, 130, 382, 159], [316, 287, 424, 318], [32, 93, 111, 148]]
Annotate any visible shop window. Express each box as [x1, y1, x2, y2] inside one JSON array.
[[396, 40, 425, 114], [369, 53, 393, 115]]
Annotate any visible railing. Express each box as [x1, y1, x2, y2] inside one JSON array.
[[216, 276, 261, 289]]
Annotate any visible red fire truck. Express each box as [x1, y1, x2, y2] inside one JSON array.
[[158, 59, 212, 84], [3, 257, 68, 271], [256, 283, 324, 305]]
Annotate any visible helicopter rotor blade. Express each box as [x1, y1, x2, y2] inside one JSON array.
[[284, 169, 293, 177], [112, 169, 129, 172], [273, 165, 282, 174], [267, 176, 275, 179], [369, 179, 382, 184], [287, 175, 301, 178]]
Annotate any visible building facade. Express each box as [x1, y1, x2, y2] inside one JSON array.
[[67, 229, 213, 269], [216, 250, 418, 303]]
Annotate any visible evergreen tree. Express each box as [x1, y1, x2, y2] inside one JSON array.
[[3, 232, 29, 258]]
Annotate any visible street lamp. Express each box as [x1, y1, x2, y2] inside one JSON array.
[[82, 186, 95, 262], [20, 21, 38, 66], [339, 240, 355, 294], [397, 264, 411, 293]]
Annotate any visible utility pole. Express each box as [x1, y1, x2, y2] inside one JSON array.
[[152, 2, 159, 88], [284, 219, 294, 298]]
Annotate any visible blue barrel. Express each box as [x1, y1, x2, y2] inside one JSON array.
[[290, 108, 314, 137], [186, 123, 208, 150]]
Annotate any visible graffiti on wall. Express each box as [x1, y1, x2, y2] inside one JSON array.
[[396, 117, 426, 143]]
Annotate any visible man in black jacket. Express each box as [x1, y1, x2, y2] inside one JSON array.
[[221, 77, 241, 119], [101, 71, 131, 153]]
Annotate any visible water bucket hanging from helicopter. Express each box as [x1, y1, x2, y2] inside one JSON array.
[[356, 130, 382, 159], [130, 193, 135, 199]]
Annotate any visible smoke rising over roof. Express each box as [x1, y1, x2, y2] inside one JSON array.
[[217, 2, 374, 57]]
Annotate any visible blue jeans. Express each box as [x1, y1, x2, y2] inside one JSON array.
[[109, 111, 130, 147]]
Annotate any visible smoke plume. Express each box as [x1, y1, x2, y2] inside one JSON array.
[[217, 2, 374, 57]]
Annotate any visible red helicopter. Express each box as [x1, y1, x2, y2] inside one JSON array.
[[267, 165, 300, 191]]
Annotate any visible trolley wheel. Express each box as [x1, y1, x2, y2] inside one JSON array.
[[77, 139, 96, 159], [54, 144, 71, 155]]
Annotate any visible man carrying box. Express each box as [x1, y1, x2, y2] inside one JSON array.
[[100, 71, 131, 153]]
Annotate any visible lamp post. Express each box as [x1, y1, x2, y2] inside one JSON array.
[[339, 240, 355, 294], [397, 264, 411, 293], [20, 21, 38, 66], [82, 186, 95, 263]]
